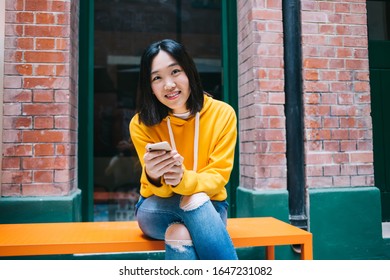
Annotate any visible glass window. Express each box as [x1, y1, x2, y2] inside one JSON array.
[[367, 1, 390, 40], [93, 0, 222, 221]]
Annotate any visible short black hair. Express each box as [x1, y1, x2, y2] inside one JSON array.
[[136, 39, 204, 126]]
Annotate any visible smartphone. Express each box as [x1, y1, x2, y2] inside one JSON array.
[[146, 141, 172, 152]]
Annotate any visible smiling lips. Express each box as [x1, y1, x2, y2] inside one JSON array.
[[166, 91, 180, 100]]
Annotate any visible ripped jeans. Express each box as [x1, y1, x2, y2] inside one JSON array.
[[135, 193, 238, 260]]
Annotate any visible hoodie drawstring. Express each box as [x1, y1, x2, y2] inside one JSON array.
[[167, 117, 176, 151], [193, 112, 199, 172], [167, 112, 200, 172]]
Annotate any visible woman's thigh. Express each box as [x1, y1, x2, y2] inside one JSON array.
[[135, 195, 182, 240]]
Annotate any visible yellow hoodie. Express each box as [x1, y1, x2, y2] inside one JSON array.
[[129, 94, 237, 201]]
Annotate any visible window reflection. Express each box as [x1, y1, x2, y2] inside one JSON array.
[[93, 0, 222, 221]]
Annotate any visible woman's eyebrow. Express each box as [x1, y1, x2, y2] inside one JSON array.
[[168, 62, 179, 68], [151, 63, 179, 75]]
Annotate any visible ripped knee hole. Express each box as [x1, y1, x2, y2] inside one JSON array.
[[165, 223, 192, 247], [179, 192, 210, 211]]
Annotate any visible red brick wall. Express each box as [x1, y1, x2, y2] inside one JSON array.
[[2, 0, 79, 196], [301, 0, 373, 188], [237, 0, 374, 190], [238, 0, 287, 190]]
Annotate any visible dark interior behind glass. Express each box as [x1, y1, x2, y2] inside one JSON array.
[[93, 0, 222, 221]]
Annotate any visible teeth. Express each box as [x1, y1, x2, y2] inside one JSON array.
[[166, 92, 179, 98]]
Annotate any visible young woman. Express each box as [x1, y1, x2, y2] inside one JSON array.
[[130, 39, 238, 260]]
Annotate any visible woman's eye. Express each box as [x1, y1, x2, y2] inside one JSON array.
[[172, 69, 181, 75], [151, 76, 160, 82]]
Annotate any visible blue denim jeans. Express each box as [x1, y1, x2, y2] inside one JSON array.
[[135, 194, 238, 260]]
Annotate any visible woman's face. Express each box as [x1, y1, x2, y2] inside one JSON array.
[[150, 50, 191, 114]]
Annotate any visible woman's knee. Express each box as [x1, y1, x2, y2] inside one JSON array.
[[165, 223, 192, 247], [180, 192, 210, 211]]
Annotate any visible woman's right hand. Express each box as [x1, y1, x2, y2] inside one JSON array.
[[143, 150, 180, 184]]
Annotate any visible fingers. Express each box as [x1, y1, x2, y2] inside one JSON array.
[[163, 164, 184, 186], [172, 153, 184, 166], [143, 147, 184, 186], [144, 150, 182, 181]]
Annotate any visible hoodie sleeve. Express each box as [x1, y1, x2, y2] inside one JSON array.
[[129, 115, 174, 198], [170, 106, 237, 200]]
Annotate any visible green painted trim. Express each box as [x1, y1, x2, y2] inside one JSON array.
[[221, 0, 238, 106], [0, 190, 82, 224], [236, 186, 290, 222], [78, 0, 94, 221], [222, 0, 239, 217], [309, 186, 386, 260]]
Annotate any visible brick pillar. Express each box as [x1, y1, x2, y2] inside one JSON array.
[[237, 0, 374, 191], [2, 0, 79, 197], [301, 0, 374, 188], [238, 0, 287, 190]]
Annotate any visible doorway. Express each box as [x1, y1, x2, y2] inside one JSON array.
[[79, 0, 238, 221], [367, 0, 390, 221]]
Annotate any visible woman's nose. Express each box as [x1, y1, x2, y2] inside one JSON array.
[[164, 81, 176, 91]]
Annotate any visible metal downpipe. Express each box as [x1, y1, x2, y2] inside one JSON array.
[[282, 0, 308, 232]]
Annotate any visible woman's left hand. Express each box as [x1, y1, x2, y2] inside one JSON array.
[[163, 153, 184, 186]]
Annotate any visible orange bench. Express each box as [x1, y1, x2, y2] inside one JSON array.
[[0, 217, 312, 260]]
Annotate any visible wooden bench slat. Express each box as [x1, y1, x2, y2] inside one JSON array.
[[0, 217, 312, 259]]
